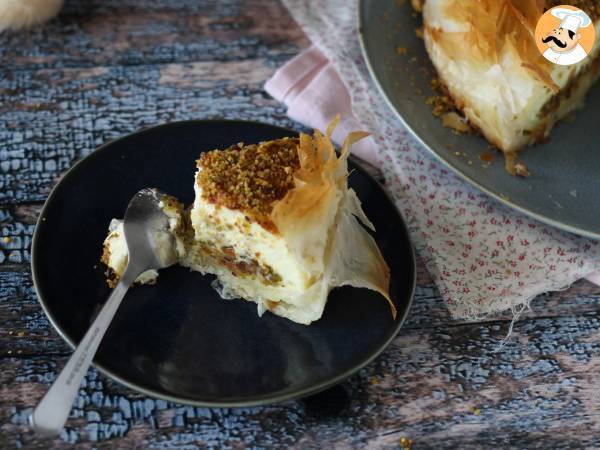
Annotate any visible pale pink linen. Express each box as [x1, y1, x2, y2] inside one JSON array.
[[265, 45, 380, 167]]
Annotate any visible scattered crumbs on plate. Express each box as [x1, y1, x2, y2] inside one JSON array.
[[399, 437, 412, 449], [569, 190, 578, 198], [395, 0, 406, 6], [2, 236, 11, 244], [473, 407, 481, 416], [441, 112, 471, 133], [479, 152, 495, 163], [453, 150, 491, 170], [478, 151, 496, 169], [396, 46, 407, 55], [414, 88, 422, 95], [415, 26, 424, 39], [409, 56, 418, 63], [514, 161, 530, 178], [426, 78, 461, 117]]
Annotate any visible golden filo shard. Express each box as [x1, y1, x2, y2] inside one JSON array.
[[267, 120, 395, 322]]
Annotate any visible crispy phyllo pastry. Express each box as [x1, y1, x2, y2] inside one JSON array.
[[101, 119, 394, 324]]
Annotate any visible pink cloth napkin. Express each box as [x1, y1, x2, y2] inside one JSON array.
[[265, 46, 379, 167]]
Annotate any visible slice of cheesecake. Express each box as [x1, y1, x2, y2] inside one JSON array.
[[101, 120, 394, 325], [422, 0, 600, 173], [182, 121, 394, 324]]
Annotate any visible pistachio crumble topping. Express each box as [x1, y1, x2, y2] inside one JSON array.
[[196, 137, 301, 228]]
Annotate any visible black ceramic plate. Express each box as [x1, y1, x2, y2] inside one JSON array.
[[32, 120, 416, 406], [359, 0, 600, 239]]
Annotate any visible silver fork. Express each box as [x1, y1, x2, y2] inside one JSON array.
[[29, 188, 179, 436]]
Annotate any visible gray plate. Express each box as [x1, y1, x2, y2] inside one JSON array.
[[359, 0, 600, 239]]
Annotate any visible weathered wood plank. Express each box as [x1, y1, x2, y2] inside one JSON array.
[[0, 0, 308, 71], [0, 60, 301, 203], [0, 205, 36, 265], [2, 313, 600, 449], [2, 240, 600, 358], [1, 200, 599, 359], [0, 269, 70, 356]]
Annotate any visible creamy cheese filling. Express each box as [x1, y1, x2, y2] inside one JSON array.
[[102, 219, 160, 286], [181, 180, 322, 322], [185, 182, 310, 292], [101, 198, 186, 287]]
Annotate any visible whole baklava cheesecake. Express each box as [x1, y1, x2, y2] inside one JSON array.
[[101, 120, 395, 324], [420, 0, 600, 173]]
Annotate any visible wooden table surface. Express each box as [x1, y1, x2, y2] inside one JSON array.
[[1, 1, 600, 448]]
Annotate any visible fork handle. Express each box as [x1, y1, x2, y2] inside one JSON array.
[[30, 272, 135, 436]]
